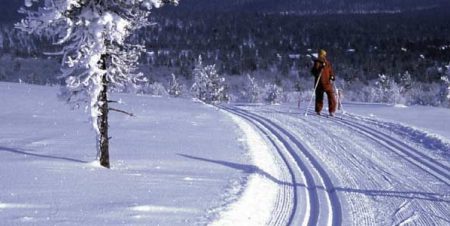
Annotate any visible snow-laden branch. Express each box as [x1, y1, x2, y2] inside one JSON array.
[[17, 0, 178, 134]]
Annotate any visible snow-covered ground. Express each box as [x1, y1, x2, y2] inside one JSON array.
[[0, 82, 271, 225], [1, 82, 449, 225], [344, 102, 450, 139]]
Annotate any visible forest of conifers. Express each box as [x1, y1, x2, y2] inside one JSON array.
[[145, 7, 450, 83], [2, 7, 449, 82]]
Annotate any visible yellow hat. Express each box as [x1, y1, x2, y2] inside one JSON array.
[[319, 49, 327, 57]]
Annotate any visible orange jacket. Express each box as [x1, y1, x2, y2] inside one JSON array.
[[311, 57, 335, 91]]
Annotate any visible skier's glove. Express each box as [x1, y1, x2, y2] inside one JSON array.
[[330, 75, 335, 81]]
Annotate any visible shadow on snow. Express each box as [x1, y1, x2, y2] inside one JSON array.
[[178, 153, 450, 203], [0, 146, 88, 164]]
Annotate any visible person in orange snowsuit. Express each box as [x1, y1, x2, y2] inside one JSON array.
[[311, 49, 337, 116]]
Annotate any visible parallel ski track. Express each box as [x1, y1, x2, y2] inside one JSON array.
[[343, 113, 450, 168], [334, 115, 450, 186], [223, 106, 309, 225], [223, 106, 342, 226], [252, 117, 298, 226], [302, 110, 450, 186]]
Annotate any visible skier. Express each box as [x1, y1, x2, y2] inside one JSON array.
[[311, 49, 337, 116]]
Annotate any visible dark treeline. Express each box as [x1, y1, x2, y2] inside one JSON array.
[[2, 0, 446, 22], [139, 7, 450, 83], [1, 6, 450, 85], [160, 0, 449, 13]]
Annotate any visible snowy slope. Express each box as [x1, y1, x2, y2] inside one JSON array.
[[0, 82, 280, 225], [1, 82, 449, 225]]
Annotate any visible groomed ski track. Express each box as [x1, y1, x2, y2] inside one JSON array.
[[221, 104, 450, 226], [223, 106, 342, 226]]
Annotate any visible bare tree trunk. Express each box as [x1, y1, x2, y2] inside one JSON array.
[[98, 54, 110, 168]]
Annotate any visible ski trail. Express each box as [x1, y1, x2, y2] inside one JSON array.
[[248, 115, 300, 226], [245, 105, 449, 225], [302, 108, 450, 184], [223, 106, 313, 225], [225, 106, 343, 226], [212, 109, 293, 226], [395, 212, 419, 226], [303, 108, 450, 183], [248, 111, 343, 226], [296, 108, 450, 225], [333, 117, 450, 185], [343, 113, 450, 166], [261, 130, 297, 226]]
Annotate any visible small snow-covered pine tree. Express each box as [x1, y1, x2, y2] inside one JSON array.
[[191, 56, 228, 104], [442, 63, 450, 107], [399, 71, 412, 94], [168, 73, 182, 97], [447, 71, 450, 106], [244, 74, 261, 103], [191, 56, 208, 101], [208, 70, 229, 103], [16, 0, 178, 168], [376, 74, 403, 104]]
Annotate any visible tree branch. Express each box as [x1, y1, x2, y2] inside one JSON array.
[[109, 108, 134, 117]]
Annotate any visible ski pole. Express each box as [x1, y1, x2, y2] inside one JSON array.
[[304, 71, 322, 116]]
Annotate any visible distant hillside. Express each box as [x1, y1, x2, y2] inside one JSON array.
[[160, 0, 449, 14], [2, 0, 449, 23]]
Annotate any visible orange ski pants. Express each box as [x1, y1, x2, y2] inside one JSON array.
[[315, 85, 337, 114]]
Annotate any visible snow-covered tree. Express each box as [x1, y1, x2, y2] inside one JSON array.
[[264, 83, 283, 104], [375, 73, 403, 104], [139, 81, 167, 96], [168, 73, 182, 97], [191, 56, 208, 101], [16, 0, 178, 168], [441, 63, 450, 107], [399, 71, 412, 94], [243, 74, 261, 103], [191, 56, 229, 104]]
